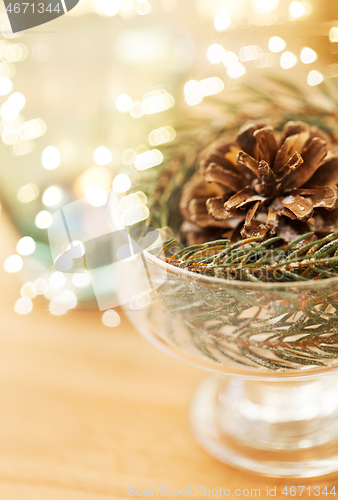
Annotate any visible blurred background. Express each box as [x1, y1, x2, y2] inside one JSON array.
[[0, 0, 338, 322], [0, 1, 337, 497]]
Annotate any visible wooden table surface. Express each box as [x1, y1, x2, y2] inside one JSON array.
[[0, 212, 337, 499]]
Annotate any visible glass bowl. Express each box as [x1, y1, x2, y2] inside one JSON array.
[[122, 250, 338, 477]]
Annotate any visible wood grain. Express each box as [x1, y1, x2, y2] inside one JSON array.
[[0, 211, 337, 499]]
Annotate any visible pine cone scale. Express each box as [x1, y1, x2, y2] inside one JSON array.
[[180, 121, 338, 244]]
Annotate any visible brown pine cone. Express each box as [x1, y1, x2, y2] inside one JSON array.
[[179, 121, 338, 244]]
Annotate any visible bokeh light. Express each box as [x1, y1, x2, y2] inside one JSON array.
[[49, 271, 66, 288], [227, 62, 246, 78], [93, 146, 112, 165], [214, 12, 231, 31], [72, 272, 90, 287], [184, 80, 203, 105], [74, 166, 112, 197], [17, 236, 35, 256], [42, 186, 63, 207], [207, 44, 225, 64], [14, 297, 33, 315], [113, 173, 132, 193], [20, 281, 37, 299], [116, 93, 133, 112], [300, 47, 317, 64], [18, 183, 39, 203], [8, 91, 25, 110], [85, 185, 108, 206], [289, 1, 306, 18], [102, 309, 121, 327], [135, 149, 163, 170], [0, 76, 12, 95], [280, 51, 297, 69], [49, 298, 68, 316], [35, 210, 53, 229], [121, 205, 150, 225], [222, 51, 238, 67], [252, 0, 279, 13], [307, 70, 323, 86], [42, 146, 61, 170], [4, 254, 23, 273], [329, 27, 338, 43], [148, 125, 176, 146], [268, 36, 286, 53], [34, 279, 48, 294]]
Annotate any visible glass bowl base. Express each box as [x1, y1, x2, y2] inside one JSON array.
[[190, 376, 338, 478]]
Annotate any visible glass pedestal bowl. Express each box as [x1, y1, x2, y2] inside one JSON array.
[[123, 251, 338, 478]]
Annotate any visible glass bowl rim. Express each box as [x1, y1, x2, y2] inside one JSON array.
[[145, 250, 338, 290]]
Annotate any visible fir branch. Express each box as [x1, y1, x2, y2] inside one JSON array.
[[157, 233, 338, 282]]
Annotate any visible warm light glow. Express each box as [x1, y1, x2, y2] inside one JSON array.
[[252, 0, 279, 13], [307, 70, 324, 86], [58, 291, 77, 309], [116, 93, 133, 112], [102, 309, 121, 327], [207, 44, 225, 63], [1, 101, 19, 121], [214, 12, 231, 31], [2, 125, 18, 145], [199, 77, 224, 96], [239, 45, 262, 61], [0, 76, 12, 95], [34, 279, 48, 295], [19, 118, 47, 140], [268, 36, 286, 53], [44, 286, 62, 300], [42, 146, 61, 170], [119, 192, 148, 211], [136, 1, 151, 14], [222, 51, 238, 67], [103, 0, 121, 16], [49, 271, 66, 288], [18, 183, 39, 203], [300, 47, 317, 64], [4, 254, 23, 273], [289, 1, 306, 18], [14, 297, 33, 315], [280, 51, 297, 69], [20, 281, 37, 299], [49, 298, 68, 316], [72, 272, 90, 287], [142, 89, 175, 115], [149, 126, 176, 146], [227, 62, 246, 78], [121, 205, 150, 225], [42, 186, 63, 207], [184, 80, 203, 106], [17, 236, 35, 256], [35, 210, 53, 229], [255, 53, 275, 67], [135, 149, 163, 170], [122, 149, 137, 165], [93, 146, 112, 165], [8, 92, 25, 110], [113, 174, 132, 193], [329, 27, 338, 43], [12, 139, 32, 156], [85, 185, 108, 207], [130, 101, 144, 118], [74, 166, 112, 197]]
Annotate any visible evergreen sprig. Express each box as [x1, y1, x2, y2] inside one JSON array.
[[158, 232, 338, 282]]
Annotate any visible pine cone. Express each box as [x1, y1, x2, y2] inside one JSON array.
[[180, 121, 338, 244]]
